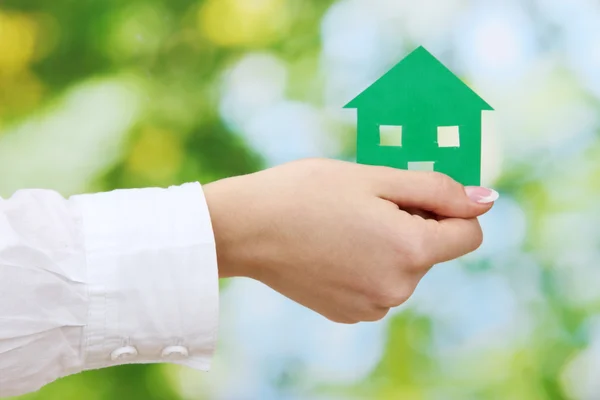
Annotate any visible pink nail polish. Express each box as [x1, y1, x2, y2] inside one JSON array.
[[465, 186, 499, 204]]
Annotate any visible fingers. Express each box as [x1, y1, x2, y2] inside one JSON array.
[[371, 167, 498, 219], [422, 217, 484, 265], [403, 207, 436, 220]]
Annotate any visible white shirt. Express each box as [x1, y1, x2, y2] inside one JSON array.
[[0, 183, 219, 398]]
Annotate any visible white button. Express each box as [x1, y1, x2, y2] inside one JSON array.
[[110, 346, 138, 361], [161, 346, 189, 359]]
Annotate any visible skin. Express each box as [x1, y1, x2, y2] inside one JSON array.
[[203, 158, 496, 324]]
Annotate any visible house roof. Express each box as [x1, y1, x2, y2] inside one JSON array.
[[344, 46, 493, 111]]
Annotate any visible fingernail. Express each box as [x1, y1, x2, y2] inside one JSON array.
[[465, 186, 499, 204]]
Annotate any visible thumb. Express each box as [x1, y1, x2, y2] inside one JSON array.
[[374, 169, 499, 219]]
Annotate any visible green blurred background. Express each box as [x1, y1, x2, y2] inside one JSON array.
[[2, 0, 600, 399]]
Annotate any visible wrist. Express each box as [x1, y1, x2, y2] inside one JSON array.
[[203, 177, 257, 279]]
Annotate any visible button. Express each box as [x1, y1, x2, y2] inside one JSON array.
[[161, 345, 189, 359], [110, 346, 138, 361]]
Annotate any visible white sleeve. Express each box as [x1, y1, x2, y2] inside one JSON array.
[[0, 183, 219, 398]]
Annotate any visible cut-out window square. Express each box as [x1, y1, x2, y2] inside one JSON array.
[[437, 126, 460, 147], [379, 125, 402, 146], [408, 161, 435, 171]]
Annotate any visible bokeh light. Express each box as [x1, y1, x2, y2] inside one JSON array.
[[199, 0, 290, 47], [0, 11, 37, 77]]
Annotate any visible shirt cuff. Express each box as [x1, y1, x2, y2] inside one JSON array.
[[71, 183, 219, 371]]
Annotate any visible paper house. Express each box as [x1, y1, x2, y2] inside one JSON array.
[[344, 46, 493, 186]]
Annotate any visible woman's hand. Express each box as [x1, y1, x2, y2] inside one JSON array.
[[204, 158, 497, 324]]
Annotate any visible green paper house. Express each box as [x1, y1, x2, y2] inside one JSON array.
[[344, 46, 493, 186]]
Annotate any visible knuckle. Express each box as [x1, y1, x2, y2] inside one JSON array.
[[389, 230, 428, 270], [470, 221, 484, 250], [363, 308, 390, 322], [403, 236, 430, 269], [429, 171, 458, 197], [374, 285, 412, 308]]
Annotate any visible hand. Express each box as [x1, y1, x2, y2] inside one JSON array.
[[203, 158, 497, 324]]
